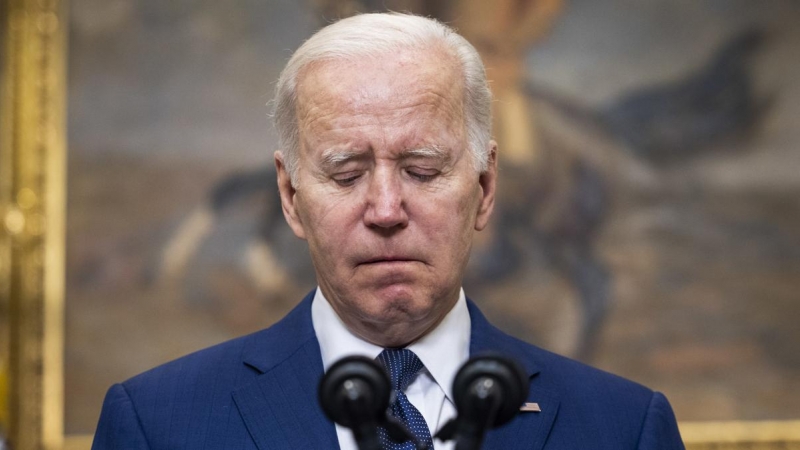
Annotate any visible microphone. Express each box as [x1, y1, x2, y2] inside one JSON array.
[[318, 356, 424, 450], [435, 355, 529, 450], [319, 356, 391, 450]]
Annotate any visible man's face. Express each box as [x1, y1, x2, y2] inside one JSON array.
[[276, 47, 496, 346]]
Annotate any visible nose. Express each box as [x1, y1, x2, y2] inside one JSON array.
[[363, 169, 409, 231]]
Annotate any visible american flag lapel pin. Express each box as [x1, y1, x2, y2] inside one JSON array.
[[520, 402, 541, 412]]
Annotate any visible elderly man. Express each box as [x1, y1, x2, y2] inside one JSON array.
[[93, 13, 684, 450]]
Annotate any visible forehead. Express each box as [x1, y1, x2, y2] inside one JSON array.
[[294, 46, 465, 148]]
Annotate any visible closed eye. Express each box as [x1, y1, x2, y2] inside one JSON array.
[[333, 172, 362, 186], [406, 168, 439, 182]]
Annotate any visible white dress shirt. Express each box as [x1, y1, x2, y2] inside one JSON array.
[[312, 288, 471, 450]]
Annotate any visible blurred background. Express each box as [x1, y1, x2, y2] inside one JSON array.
[[21, 0, 800, 437]]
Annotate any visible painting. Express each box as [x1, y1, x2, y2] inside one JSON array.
[[3, 0, 799, 447]]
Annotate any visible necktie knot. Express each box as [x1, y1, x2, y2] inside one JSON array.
[[376, 348, 425, 392]]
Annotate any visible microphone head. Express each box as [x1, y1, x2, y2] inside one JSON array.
[[318, 355, 392, 428], [451, 355, 529, 427]]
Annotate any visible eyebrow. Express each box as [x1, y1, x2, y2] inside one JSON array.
[[400, 146, 452, 165], [318, 145, 452, 171], [319, 147, 366, 171]]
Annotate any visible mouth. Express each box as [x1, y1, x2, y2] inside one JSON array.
[[359, 256, 419, 265]]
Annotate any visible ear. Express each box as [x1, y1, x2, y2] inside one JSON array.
[[474, 141, 498, 231], [275, 151, 307, 240]]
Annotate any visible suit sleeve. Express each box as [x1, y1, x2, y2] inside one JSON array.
[[92, 383, 151, 450], [636, 391, 685, 450]]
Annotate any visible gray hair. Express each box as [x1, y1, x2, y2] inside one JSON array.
[[272, 12, 493, 184]]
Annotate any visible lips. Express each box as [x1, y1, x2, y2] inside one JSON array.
[[359, 256, 417, 265]]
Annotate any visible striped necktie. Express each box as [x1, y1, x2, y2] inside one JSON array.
[[376, 348, 434, 450]]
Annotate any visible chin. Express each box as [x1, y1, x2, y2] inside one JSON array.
[[362, 288, 432, 320]]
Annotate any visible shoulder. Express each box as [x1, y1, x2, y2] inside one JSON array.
[[94, 330, 270, 447], [531, 348, 684, 448], [119, 291, 317, 411], [93, 293, 320, 447], [523, 340, 654, 409], [468, 303, 683, 447], [533, 349, 683, 448], [525, 344, 680, 446], [468, 299, 652, 405], [122, 328, 260, 396]]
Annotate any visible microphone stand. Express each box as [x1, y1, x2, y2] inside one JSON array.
[[340, 378, 383, 450], [435, 355, 529, 450], [318, 356, 428, 450], [319, 357, 389, 450], [451, 377, 502, 450], [344, 385, 430, 450]]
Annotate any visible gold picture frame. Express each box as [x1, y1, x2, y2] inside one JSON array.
[[1, 0, 799, 448], [1, 0, 66, 448]]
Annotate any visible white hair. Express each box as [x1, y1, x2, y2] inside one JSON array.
[[272, 12, 493, 184]]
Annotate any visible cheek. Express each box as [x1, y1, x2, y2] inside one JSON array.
[[439, 182, 480, 227], [416, 188, 478, 250], [297, 192, 362, 255]]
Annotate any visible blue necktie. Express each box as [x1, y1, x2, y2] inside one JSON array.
[[376, 348, 434, 450]]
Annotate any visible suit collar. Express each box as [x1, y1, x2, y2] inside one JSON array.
[[467, 298, 560, 450], [240, 290, 318, 374], [241, 293, 543, 377], [466, 298, 542, 378], [233, 291, 339, 450]]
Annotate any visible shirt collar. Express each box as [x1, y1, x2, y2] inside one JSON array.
[[311, 287, 471, 403]]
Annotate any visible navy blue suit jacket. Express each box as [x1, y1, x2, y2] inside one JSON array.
[[93, 292, 684, 449]]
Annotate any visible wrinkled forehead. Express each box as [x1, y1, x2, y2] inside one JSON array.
[[294, 46, 465, 130]]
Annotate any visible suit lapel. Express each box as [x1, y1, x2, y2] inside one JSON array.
[[232, 292, 339, 450], [481, 386, 560, 450], [468, 300, 561, 450]]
